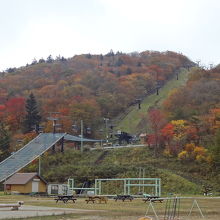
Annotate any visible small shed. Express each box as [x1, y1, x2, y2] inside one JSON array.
[[47, 183, 69, 195], [4, 172, 47, 194]]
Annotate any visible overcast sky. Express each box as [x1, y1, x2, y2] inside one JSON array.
[[1, 0, 220, 71]]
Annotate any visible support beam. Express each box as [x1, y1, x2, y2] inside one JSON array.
[[61, 137, 64, 152], [124, 179, 126, 195]]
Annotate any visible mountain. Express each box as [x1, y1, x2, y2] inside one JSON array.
[[1, 50, 219, 193], [0, 50, 193, 136]]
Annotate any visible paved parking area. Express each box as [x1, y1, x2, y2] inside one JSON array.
[[0, 205, 89, 219]]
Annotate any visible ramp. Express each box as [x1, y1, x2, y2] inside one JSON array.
[[0, 133, 66, 182]]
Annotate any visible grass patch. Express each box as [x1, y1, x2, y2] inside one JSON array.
[[116, 69, 189, 134], [29, 147, 218, 195], [0, 195, 220, 220]]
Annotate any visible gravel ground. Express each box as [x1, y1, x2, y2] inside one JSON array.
[[0, 205, 92, 219]]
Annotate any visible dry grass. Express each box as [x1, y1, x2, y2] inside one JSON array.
[[0, 194, 220, 220]]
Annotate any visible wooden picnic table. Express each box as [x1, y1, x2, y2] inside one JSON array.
[[150, 198, 163, 203], [55, 195, 77, 203], [94, 196, 108, 204], [114, 195, 134, 202], [85, 196, 96, 203], [85, 196, 108, 204], [143, 196, 163, 203]]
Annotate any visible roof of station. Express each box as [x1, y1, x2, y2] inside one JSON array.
[[64, 134, 102, 142]]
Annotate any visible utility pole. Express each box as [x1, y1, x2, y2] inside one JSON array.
[[47, 112, 61, 134], [72, 120, 86, 152], [156, 81, 160, 95], [47, 112, 61, 152], [38, 155, 41, 176], [104, 118, 109, 143], [99, 129, 104, 147], [80, 120, 83, 152]]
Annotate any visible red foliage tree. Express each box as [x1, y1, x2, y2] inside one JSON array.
[[148, 109, 166, 156], [0, 104, 6, 119], [161, 123, 174, 146], [5, 97, 25, 131]]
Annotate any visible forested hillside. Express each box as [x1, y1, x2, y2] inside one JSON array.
[[159, 66, 220, 168], [40, 65, 219, 192], [0, 50, 193, 152], [0, 50, 220, 193]]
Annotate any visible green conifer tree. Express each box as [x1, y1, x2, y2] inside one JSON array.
[[0, 123, 10, 162], [23, 93, 41, 133], [212, 129, 220, 169]]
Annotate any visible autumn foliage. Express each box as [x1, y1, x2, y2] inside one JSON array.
[[0, 51, 192, 135], [1, 51, 219, 169]]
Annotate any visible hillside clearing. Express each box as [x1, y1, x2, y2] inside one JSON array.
[[116, 68, 190, 134]]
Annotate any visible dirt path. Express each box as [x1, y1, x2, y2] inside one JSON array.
[[0, 205, 93, 219]]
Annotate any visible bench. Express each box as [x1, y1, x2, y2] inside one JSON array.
[[85, 197, 95, 203], [94, 196, 108, 204], [55, 195, 77, 203], [143, 196, 159, 202], [143, 196, 163, 203], [150, 198, 163, 203], [85, 196, 108, 204], [114, 195, 134, 202], [98, 196, 108, 204], [0, 201, 24, 210]]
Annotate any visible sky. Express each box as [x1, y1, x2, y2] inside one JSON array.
[[1, 0, 220, 71]]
